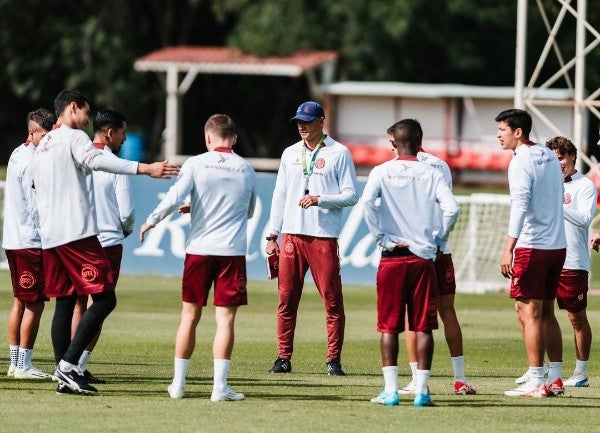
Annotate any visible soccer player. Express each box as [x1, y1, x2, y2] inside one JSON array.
[[140, 114, 256, 401], [362, 118, 459, 407], [265, 101, 358, 376], [496, 109, 567, 398], [29, 89, 178, 395], [399, 140, 476, 396], [517, 137, 595, 388], [3, 108, 56, 379], [69, 109, 135, 385]]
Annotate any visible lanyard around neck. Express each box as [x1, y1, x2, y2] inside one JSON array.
[[301, 134, 326, 177]]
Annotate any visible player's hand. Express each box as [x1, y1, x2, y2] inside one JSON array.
[[179, 203, 191, 214], [299, 194, 318, 209], [500, 252, 513, 278], [139, 223, 155, 242], [590, 232, 600, 252], [138, 160, 180, 179], [265, 239, 280, 256]]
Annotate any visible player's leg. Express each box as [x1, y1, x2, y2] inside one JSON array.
[[7, 298, 24, 376], [271, 234, 308, 372], [565, 308, 591, 386], [309, 237, 345, 374], [168, 301, 202, 398], [399, 325, 418, 394], [14, 300, 48, 378], [212, 305, 244, 401]]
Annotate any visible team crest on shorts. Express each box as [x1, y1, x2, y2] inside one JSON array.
[[564, 193, 571, 204], [284, 242, 295, 255], [315, 158, 325, 169], [445, 267, 455, 283], [81, 264, 99, 282], [19, 271, 36, 289]]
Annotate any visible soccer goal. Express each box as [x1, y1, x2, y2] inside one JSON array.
[[450, 193, 512, 294]]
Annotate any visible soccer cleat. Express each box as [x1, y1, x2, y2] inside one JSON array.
[[563, 373, 589, 387], [504, 382, 547, 398], [326, 358, 346, 376], [7, 364, 15, 377], [398, 379, 415, 395], [546, 378, 564, 396], [413, 393, 434, 407], [56, 383, 76, 395], [269, 357, 292, 373], [14, 366, 50, 379], [52, 366, 98, 395], [370, 390, 400, 406], [454, 380, 477, 395], [210, 386, 245, 402], [167, 384, 184, 399], [83, 369, 106, 384], [515, 363, 549, 384]]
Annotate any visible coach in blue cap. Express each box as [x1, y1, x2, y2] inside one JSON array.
[[265, 101, 359, 376]]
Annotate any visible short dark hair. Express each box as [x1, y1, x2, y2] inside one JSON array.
[[546, 136, 577, 160], [494, 108, 532, 136], [54, 89, 89, 118], [27, 108, 56, 131], [387, 118, 422, 154], [204, 114, 236, 138], [94, 109, 127, 133]]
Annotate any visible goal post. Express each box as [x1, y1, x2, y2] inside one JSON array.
[[451, 193, 511, 294]]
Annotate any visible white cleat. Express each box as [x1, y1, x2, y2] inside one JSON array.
[[7, 364, 16, 377], [563, 373, 589, 387], [398, 379, 415, 395], [14, 366, 50, 379], [167, 384, 184, 399], [211, 386, 245, 402], [504, 382, 548, 398]]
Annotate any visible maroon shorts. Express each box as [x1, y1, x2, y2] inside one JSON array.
[[556, 269, 588, 313], [43, 236, 114, 298], [376, 254, 438, 333], [434, 253, 456, 296], [103, 244, 123, 289], [181, 254, 247, 307], [510, 247, 566, 300], [6, 249, 47, 302]]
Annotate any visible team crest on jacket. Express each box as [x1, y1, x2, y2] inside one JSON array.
[[315, 158, 325, 169], [81, 264, 99, 282], [19, 271, 36, 289], [564, 193, 571, 204]]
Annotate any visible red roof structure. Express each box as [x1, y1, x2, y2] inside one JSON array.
[[135, 46, 338, 77]]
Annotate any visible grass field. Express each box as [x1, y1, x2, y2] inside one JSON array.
[[1, 271, 600, 433]]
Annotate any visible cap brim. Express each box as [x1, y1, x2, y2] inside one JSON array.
[[290, 115, 319, 122]]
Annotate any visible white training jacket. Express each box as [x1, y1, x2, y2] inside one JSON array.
[[145, 148, 256, 256], [268, 135, 358, 238], [417, 149, 453, 254], [29, 124, 138, 249], [2, 143, 41, 249], [507, 143, 567, 250], [563, 171, 597, 271], [92, 145, 135, 247], [361, 156, 460, 260]]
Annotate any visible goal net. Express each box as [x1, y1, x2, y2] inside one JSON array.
[[450, 193, 511, 294]]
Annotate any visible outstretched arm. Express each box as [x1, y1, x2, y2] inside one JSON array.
[[137, 160, 180, 179]]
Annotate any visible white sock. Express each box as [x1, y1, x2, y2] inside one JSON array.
[[213, 359, 231, 393], [451, 356, 466, 382], [9, 345, 18, 367], [548, 361, 562, 383], [575, 359, 589, 377], [23, 348, 33, 370], [409, 361, 417, 380], [382, 366, 398, 394], [17, 348, 27, 370], [78, 350, 92, 371], [172, 358, 190, 389], [58, 360, 78, 372], [415, 369, 431, 395], [529, 366, 545, 387]]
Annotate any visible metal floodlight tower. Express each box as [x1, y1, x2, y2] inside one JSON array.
[[515, 0, 600, 170]]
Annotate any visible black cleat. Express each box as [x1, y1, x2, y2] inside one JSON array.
[[83, 369, 106, 384], [326, 358, 346, 376], [52, 366, 98, 394], [269, 357, 292, 373], [56, 383, 76, 395]]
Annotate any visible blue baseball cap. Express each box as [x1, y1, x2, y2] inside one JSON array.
[[290, 101, 325, 122]]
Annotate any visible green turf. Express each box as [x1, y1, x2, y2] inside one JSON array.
[[1, 271, 600, 433]]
